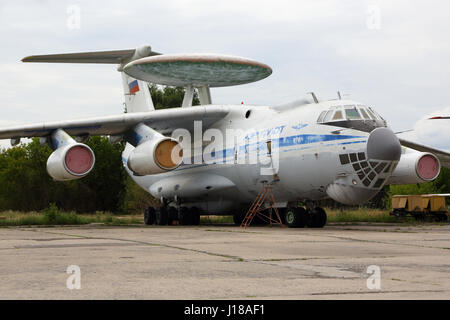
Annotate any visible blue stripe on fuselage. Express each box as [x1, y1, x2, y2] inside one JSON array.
[[177, 133, 366, 171], [122, 133, 366, 170]]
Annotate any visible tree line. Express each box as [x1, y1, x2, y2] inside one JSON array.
[[0, 85, 199, 213]]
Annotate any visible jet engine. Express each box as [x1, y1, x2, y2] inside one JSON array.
[[45, 128, 95, 181], [126, 123, 183, 175], [387, 152, 440, 185], [47, 141, 95, 181]]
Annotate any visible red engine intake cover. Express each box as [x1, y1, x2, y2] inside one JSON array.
[[417, 154, 439, 180], [65, 145, 94, 175]]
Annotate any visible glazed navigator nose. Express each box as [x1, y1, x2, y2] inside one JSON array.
[[367, 127, 401, 161]]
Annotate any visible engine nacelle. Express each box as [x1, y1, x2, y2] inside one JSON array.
[[387, 152, 440, 185], [47, 143, 95, 181], [127, 137, 183, 175]]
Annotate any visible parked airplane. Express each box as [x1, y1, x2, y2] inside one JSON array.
[[1, 45, 449, 227]]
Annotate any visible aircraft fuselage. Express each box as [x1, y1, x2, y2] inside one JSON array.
[[123, 100, 401, 214]]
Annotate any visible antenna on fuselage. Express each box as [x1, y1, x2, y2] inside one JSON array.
[[308, 92, 319, 103]]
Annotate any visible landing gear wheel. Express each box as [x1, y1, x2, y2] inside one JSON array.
[[285, 207, 307, 228], [167, 207, 178, 225], [178, 207, 193, 225], [233, 208, 246, 226], [307, 207, 327, 228], [156, 207, 168, 225], [190, 207, 201, 225], [144, 207, 156, 225]]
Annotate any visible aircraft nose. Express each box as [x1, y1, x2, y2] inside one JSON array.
[[367, 127, 401, 161]]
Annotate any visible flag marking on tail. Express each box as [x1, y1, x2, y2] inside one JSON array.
[[128, 80, 139, 94]]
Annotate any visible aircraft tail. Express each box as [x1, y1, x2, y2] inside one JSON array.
[[22, 45, 159, 113], [121, 73, 154, 112]]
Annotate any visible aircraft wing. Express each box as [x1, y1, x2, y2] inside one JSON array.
[[0, 105, 229, 140], [398, 138, 450, 168]]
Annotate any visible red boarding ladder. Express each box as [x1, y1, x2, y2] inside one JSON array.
[[240, 182, 285, 229]]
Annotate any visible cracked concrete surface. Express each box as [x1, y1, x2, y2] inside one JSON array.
[[0, 223, 449, 299]]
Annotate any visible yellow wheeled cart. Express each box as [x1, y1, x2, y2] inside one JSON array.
[[391, 194, 449, 221]]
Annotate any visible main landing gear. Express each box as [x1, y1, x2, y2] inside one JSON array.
[[283, 206, 327, 228], [232, 206, 327, 228], [144, 206, 201, 226]]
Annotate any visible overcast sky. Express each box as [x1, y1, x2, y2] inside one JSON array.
[[0, 0, 449, 149]]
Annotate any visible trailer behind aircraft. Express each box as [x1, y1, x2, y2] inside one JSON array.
[[391, 194, 449, 221]]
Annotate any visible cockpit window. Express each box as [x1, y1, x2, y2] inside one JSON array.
[[359, 108, 371, 120], [323, 110, 334, 122], [332, 110, 343, 120], [366, 108, 377, 120], [369, 107, 385, 120], [345, 107, 361, 120], [317, 103, 386, 132], [317, 110, 327, 123]]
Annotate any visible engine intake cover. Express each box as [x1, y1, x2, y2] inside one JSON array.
[[387, 152, 440, 185], [47, 143, 95, 181], [127, 138, 183, 175]]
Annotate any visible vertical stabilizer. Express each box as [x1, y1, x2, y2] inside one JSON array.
[[121, 73, 154, 113]]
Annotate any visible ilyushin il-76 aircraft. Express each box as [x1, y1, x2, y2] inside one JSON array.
[[1, 45, 449, 228]]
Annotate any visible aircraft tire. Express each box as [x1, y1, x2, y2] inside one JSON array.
[[285, 207, 306, 228], [178, 207, 193, 225], [167, 207, 178, 225], [144, 207, 156, 225], [307, 207, 327, 228], [190, 207, 201, 225], [156, 207, 169, 225]]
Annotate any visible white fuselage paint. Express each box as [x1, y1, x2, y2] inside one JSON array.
[[122, 100, 382, 214]]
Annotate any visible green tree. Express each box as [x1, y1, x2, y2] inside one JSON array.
[[149, 84, 200, 109], [0, 85, 192, 213], [54, 136, 127, 212], [0, 137, 127, 212]]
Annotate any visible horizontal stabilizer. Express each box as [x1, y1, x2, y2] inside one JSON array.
[[22, 46, 161, 64]]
